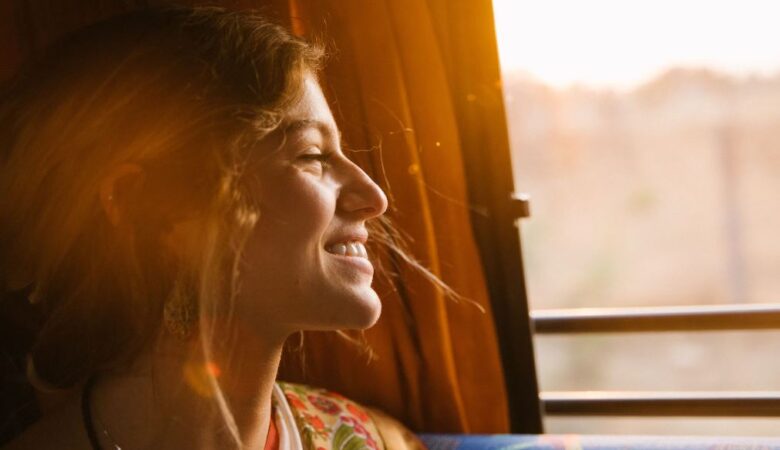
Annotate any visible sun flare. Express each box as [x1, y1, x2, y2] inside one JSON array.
[[492, 0, 780, 90]]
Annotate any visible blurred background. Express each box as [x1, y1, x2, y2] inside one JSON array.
[[492, 0, 780, 435]]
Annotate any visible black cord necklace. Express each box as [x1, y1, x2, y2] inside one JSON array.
[[81, 376, 123, 450], [81, 376, 103, 450]]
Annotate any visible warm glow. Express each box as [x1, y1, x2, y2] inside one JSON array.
[[493, 0, 780, 89], [206, 361, 221, 378]]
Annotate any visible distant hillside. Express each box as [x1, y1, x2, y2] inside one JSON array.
[[502, 67, 780, 309]]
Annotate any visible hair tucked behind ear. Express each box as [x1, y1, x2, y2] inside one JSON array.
[[0, 6, 322, 446]]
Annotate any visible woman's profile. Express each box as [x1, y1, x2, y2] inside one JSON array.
[[0, 6, 421, 449]]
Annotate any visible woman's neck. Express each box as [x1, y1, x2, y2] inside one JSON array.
[[88, 327, 287, 450]]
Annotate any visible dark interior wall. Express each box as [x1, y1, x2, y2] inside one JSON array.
[[0, 0, 291, 83]]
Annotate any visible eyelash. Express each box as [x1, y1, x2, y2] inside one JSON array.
[[298, 151, 332, 167]]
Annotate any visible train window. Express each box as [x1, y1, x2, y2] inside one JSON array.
[[493, 0, 780, 435]]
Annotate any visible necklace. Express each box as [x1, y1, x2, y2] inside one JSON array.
[[82, 376, 285, 450], [81, 376, 123, 450]]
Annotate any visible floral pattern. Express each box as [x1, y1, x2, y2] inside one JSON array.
[[307, 394, 342, 415], [279, 382, 385, 450]]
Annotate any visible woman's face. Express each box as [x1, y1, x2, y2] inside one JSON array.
[[235, 76, 388, 336]]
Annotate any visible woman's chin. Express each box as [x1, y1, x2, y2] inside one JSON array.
[[356, 295, 383, 329], [339, 290, 383, 330], [319, 289, 382, 331]]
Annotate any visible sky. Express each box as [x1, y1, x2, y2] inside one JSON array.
[[492, 0, 780, 90]]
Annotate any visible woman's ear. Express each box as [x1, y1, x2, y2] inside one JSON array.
[[99, 163, 145, 227]]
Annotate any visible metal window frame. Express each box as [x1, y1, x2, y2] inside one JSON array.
[[533, 305, 780, 417], [533, 304, 780, 333]]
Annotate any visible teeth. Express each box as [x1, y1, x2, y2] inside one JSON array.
[[332, 243, 347, 255], [327, 241, 368, 258]]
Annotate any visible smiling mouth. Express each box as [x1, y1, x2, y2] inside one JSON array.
[[324, 241, 373, 276], [324, 241, 368, 258]]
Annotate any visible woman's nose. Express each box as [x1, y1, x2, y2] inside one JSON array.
[[337, 161, 388, 219]]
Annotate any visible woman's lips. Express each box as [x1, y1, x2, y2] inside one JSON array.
[[326, 251, 374, 276]]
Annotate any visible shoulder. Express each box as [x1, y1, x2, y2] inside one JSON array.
[[364, 407, 426, 450]]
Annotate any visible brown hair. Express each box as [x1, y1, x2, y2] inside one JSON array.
[[0, 6, 322, 397]]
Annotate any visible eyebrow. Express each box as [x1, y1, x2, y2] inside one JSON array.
[[282, 119, 342, 142]]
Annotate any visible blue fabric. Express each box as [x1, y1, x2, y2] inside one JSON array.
[[419, 434, 780, 450]]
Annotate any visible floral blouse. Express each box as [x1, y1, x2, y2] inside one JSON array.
[[272, 382, 386, 450]]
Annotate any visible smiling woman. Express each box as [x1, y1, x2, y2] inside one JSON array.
[[237, 77, 388, 333], [0, 6, 420, 450]]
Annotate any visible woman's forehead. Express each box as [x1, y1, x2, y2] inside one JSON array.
[[280, 118, 341, 142], [282, 77, 339, 137]]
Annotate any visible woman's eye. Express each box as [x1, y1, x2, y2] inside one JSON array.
[[298, 152, 331, 167]]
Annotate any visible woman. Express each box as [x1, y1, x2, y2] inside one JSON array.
[[0, 6, 421, 449]]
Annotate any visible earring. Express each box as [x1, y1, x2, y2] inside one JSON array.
[[163, 280, 197, 339], [26, 355, 62, 393], [27, 284, 41, 305]]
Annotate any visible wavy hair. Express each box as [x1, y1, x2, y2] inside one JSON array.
[[0, 6, 322, 445]]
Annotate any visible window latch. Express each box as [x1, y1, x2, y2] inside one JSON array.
[[510, 193, 531, 220]]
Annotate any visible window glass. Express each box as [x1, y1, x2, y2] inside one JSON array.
[[493, 0, 780, 309], [493, 0, 780, 435]]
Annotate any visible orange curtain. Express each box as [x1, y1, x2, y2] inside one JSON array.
[[1, 0, 511, 434], [277, 0, 510, 434]]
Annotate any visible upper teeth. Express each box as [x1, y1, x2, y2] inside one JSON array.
[[327, 241, 368, 258]]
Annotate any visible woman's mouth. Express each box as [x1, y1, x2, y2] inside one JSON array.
[[324, 241, 373, 275], [325, 241, 368, 258]]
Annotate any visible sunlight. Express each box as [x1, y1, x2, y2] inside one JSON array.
[[492, 0, 780, 89]]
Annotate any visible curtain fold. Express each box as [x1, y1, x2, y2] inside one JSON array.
[[278, 0, 510, 433]]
